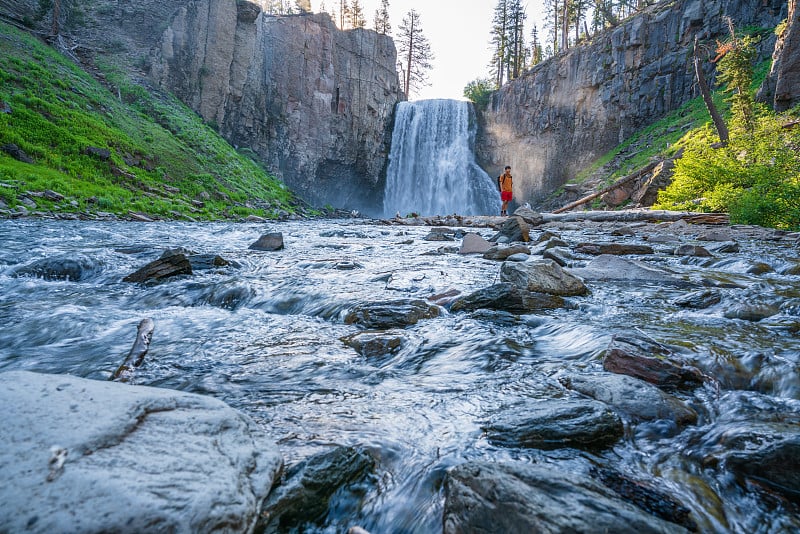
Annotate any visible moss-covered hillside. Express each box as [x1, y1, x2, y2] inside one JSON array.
[[0, 22, 300, 221]]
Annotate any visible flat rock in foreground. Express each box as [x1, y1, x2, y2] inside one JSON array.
[[0, 371, 282, 534]]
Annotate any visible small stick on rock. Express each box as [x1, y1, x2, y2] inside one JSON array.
[[111, 318, 155, 381]]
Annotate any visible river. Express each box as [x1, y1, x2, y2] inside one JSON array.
[[0, 218, 798, 533]]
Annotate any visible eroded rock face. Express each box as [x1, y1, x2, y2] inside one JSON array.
[[151, 7, 401, 214], [477, 0, 784, 203], [0, 371, 282, 534]]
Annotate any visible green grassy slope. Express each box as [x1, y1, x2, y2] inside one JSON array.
[[0, 22, 298, 221]]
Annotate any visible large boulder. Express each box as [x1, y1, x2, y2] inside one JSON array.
[[500, 259, 588, 296], [604, 334, 705, 390], [0, 371, 282, 534], [11, 254, 104, 281], [123, 253, 193, 283], [343, 300, 441, 329], [449, 283, 566, 314], [443, 461, 690, 534], [570, 254, 694, 287]]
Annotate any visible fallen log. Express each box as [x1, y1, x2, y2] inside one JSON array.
[[111, 318, 155, 381], [542, 210, 730, 225], [553, 160, 662, 214]]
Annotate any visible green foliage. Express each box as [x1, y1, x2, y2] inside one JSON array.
[[654, 115, 800, 230], [0, 22, 295, 220], [716, 32, 757, 134], [463, 77, 495, 109]]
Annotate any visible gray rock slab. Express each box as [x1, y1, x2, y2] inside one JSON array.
[[443, 461, 689, 534], [500, 258, 588, 296], [0, 371, 282, 534], [458, 233, 492, 254], [571, 254, 694, 286]]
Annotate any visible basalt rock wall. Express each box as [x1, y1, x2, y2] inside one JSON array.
[[477, 0, 786, 205], [0, 0, 402, 214]]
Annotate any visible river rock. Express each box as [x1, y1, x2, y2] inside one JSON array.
[[458, 233, 492, 254], [249, 232, 285, 251], [344, 300, 441, 329], [0, 371, 282, 534], [341, 331, 405, 358], [560, 373, 697, 426], [258, 446, 375, 533], [673, 244, 713, 257], [443, 461, 690, 534], [12, 254, 103, 281], [449, 283, 566, 314], [500, 259, 588, 296], [122, 253, 193, 283], [489, 216, 530, 243], [604, 334, 705, 390], [672, 289, 722, 309], [723, 301, 781, 322], [575, 243, 655, 255], [482, 244, 531, 261], [708, 241, 740, 254], [484, 398, 623, 450], [511, 207, 544, 226], [571, 254, 692, 286]]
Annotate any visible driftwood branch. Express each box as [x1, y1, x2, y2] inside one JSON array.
[[542, 210, 729, 225], [111, 318, 155, 381], [552, 160, 662, 214]]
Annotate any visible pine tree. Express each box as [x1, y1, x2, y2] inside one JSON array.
[[374, 0, 391, 35], [489, 0, 510, 87], [349, 0, 366, 28], [397, 9, 434, 98], [508, 0, 527, 79], [295, 0, 311, 14], [530, 24, 543, 66]]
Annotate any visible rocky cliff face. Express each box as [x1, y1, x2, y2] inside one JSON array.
[[151, 4, 401, 213], [772, 0, 800, 111], [0, 0, 402, 214], [478, 0, 786, 204]]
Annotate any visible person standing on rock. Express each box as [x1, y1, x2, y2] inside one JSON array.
[[498, 166, 513, 216]]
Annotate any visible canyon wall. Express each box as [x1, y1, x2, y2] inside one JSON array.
[[0, 0, 402, 214], [478, 0, 787, 205]]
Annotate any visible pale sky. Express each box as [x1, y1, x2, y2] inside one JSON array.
[[310, 1, 547, 100]]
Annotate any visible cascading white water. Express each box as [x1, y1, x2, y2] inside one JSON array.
[[382, 99, 501, 218]]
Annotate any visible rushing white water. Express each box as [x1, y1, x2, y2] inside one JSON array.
[[382, 99, 501, 218]]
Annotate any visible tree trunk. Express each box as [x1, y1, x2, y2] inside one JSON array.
[[694, 37, 729, 144]]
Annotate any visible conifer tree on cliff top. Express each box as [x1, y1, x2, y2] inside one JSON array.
[[397, 9, 434, 98], [374, 0, 391, 35]]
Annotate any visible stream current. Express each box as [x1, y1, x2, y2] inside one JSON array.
[[0, 218, 798, 533]]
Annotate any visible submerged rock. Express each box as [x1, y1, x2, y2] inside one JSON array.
[[484, 398, 623, 450], [443, 461, 690, 534], [560, 373, 697, 426], [12, 254, 103, 281], [672, 289, 722, 309], [341, 331, 405, 358], [344, 300, 441, 329], [571, 255, 693, 287], [258, 446, 375, 533], [575, 243, 655, 255], [0, 371, 282, 534]]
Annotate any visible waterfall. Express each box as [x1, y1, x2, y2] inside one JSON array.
[[382, 99, 501, 218]]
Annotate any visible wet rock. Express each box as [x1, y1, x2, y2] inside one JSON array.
[[672, 289, 722, 309], [780, 262, 800, 276], [189, 254, 236, 270], [593, 468, 697, 532], [193, 282, 255, 310], [506, 252, 529, 262], [249, 232, 285, 251], [443, 461, 690, 534], [726, 437, 800, 501], [697, 229, 734, 242], [482, 244, 530, 261], [123, 253, 193, 283], [723, 302, 781, 322], [571, 255, 693, 287], [575, 243, 655, 255], [747, 262, 775, 275], [611, 226, 637, 236], [604, 334, 705, 390], [458, 233, 492, 254], [258, 446, 375, 533], [12, 254, 103, 281], [344, 299, 441, 329], [542, 246, 578, 267], [560, 373, 697, 426], [708, 241, 740, 254], [0, 371, 282, 534], [341, 331, 405, 358], [673, 244, 713, 257], [489, 216, 530, 243], [500, 259, 588, 296], [511, 207, 544, 226], [385, 272, 431, 292], [424, 230, 455, 241], [484, 398, 623, 450], [428, 289, 461, 307], [450, 283, 566, 314]]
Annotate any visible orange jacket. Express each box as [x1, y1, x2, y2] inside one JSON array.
[[498, 172, 513, 193]]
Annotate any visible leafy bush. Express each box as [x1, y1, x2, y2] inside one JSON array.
[[463, 77, 495, 109]]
